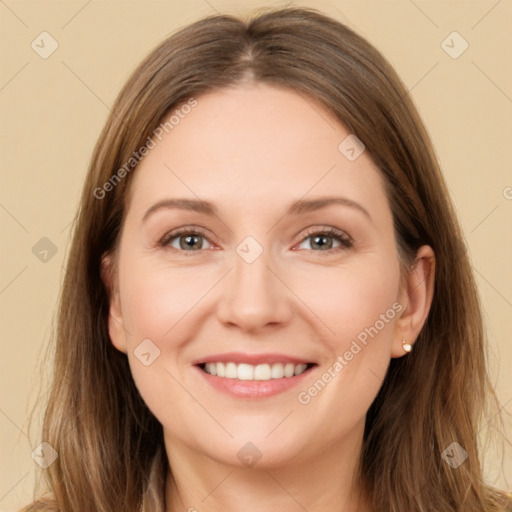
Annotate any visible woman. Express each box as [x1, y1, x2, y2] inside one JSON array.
[[23, 7, 511, 512]]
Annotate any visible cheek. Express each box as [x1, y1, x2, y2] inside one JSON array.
[[117, 258, 213, 430], [119, 258, 213, 342], [290, 256, 401, 430], [294, 255, 401, 350]]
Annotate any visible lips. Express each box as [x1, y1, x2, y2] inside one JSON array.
[[192, 352, 317, 396]]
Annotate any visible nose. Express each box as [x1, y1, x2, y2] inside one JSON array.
[[216, 247, 293, 333]]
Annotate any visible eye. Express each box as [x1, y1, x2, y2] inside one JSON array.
[[295, 227, 353, 253], [158, 226, 353, 255], [159, 228, 214, 252]]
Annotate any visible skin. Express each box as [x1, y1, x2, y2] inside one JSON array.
[[103, 83, 435, 512]]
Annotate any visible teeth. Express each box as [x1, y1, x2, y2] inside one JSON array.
[[202, 362, 310, 380], [254, 364, 271, 380], [237, 363, 253, 381], [225, 362, 237, 379], [205, 362, 217, 376], [284, 363, 295, 377], [294, 364, 307, 376], [271, 363, 284, 379]]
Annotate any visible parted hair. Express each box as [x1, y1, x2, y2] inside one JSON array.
[[23, 6, 511, 512]]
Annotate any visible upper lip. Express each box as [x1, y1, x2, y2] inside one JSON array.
[[192, 352, 315, 366]]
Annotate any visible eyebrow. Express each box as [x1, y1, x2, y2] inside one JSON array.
[[142, 196, 371, 222]]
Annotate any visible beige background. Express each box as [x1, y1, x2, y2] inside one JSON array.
[[1, 0, 511, 509]]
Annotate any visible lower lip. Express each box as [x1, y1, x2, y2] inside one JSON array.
[[194, 365, 315, 398]]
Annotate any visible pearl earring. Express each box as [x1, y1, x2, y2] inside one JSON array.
[[402, 338, 412, 353]]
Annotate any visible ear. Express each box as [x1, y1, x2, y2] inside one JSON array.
[[391, 245, 435, 358], [100, 253, 128, 354]]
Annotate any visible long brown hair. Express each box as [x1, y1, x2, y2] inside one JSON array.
[[23, 7, 511, 512]]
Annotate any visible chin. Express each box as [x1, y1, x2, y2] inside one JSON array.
[[209, 440, 304, 470]]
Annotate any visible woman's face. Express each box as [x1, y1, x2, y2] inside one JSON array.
[[106, 83, 417, 469]]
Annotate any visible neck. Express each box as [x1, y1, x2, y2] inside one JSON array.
[[163, 420, 372, 512]]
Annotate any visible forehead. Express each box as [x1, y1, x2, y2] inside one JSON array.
[[127, 83, 386, 216]]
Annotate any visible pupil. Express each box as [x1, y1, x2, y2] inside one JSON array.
[[182, 235, 200, 250], [313, 235, 331, 250]]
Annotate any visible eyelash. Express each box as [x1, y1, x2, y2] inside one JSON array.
[[294, 226, 353, 253], [158, 226, 353, 255]]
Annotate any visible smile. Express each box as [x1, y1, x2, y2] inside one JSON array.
[[200, 362, 314, 381]]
